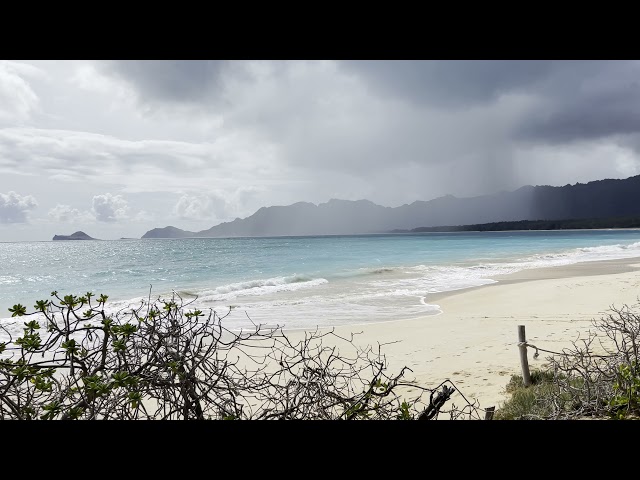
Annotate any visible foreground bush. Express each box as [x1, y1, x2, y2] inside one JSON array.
[[496, 302, 640, 420], [0, 291, 479, 420], [494, 370, 575, 420]]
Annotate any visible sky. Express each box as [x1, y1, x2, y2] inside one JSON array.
[[2, 60, 640, 241]]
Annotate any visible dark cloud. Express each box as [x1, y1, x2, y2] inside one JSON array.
[[102, 60, 230, 106], [96, 60, 640, 149], [5, 60, 640, 241], [340, 60, 640, 147], [514, 61, 640, 144], [99, 60, 640, 149], [518, 101, 640, 144], [340, 60, 559, 108], [341, 60, 640, 146]]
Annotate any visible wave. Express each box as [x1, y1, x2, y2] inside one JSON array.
[[196, 274, 328, 302], [368, 267, 397, 274], [0, 275, 20, 285], [577, 241, 640, 255], [4, 236, 640, 338], [329, 266, 400, 280], [518, 241, 640, 269], [372, 239, 640, 296]]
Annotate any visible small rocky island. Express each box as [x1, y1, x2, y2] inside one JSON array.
[[52, 231, 98, 241]]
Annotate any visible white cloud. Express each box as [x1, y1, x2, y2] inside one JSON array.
[[0, 191, 38, 223], [0, 61, 41, 125], [173, 193, 229, 220], [47, 204, 93, 223], [132, 210, 154, 222], [0, 127, 272, 195], [70, 63, 135, 107], [92, 193, 129, 222]]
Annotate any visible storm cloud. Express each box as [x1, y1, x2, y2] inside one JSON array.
[[98, 60, 231, 109], [340, 60, 559, 108], [2, 60, 640, 241], [514, 61, 640, 144]]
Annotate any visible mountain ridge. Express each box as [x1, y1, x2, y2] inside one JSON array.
[[141, 175, 640, 239]]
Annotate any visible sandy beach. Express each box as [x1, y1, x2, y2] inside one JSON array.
[[283, 257, 640, 412]]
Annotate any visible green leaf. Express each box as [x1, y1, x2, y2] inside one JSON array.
[[62, 295, 79, 307], [128, 391, 142, 409], [24, 320, 40, 331], [111, 371, 129, 388], [8, 304, 27, 317], [34, 300, 49, 312], [40, 401, 62, 420], [62, 339, 79, 355], [67, 406, 85, 420], [112, 339, 126, 353]]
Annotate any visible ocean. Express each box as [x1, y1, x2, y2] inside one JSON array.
[[2, 230, 640, 338]]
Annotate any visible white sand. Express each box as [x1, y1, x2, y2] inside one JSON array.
[[283, 257, 640, 411]]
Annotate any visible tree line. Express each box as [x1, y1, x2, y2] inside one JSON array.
[[391, 216, 640, 233]]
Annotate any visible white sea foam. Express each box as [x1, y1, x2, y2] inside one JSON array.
[[159, 242, 640, 329], [196, 274, 329, 302], [216, 295, 443, 331], [4, 237, 640, 339], [392, 240, 640, 295], [0, 275, 19, 285]]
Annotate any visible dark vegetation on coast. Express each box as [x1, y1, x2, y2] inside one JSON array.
[[389, 216, 640, 233]]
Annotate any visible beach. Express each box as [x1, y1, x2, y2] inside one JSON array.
[[283, 257, 640, 411], [4, 235, 640, 419]]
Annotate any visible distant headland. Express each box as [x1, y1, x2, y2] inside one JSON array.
[[52, 231, 98, 241]]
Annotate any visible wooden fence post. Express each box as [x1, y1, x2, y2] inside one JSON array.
[[518, 325, 532, 387]]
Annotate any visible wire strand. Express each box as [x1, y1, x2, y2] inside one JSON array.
[[523, 342, 617, 359]]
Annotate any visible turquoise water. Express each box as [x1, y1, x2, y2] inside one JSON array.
[[2, 230, 640, 335]]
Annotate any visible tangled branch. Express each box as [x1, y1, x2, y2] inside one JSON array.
[[0, 290, 482, 420]]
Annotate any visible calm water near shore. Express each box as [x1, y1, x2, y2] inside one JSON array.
[[2, 230, 640, 335]]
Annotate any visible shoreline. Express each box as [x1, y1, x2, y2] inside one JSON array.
[[425, 256, 640, 304], [284, 256, 640, 411]]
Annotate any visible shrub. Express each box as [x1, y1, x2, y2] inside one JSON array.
[[0, 291, 478, 420], [496, 301, 640, 420]]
